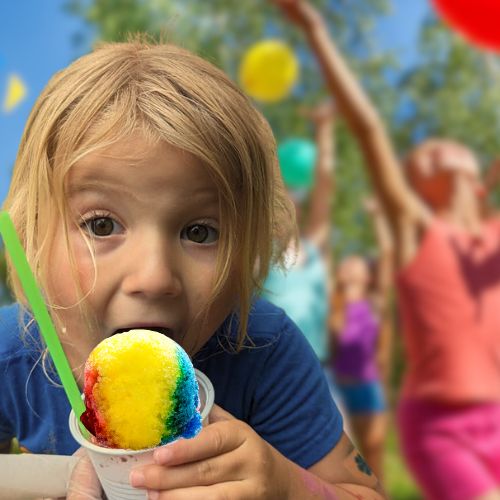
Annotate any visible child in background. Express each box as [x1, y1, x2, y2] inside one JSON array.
[[274, 1, 500, 499], [262, 101, 335, 367], [0, 39, 386, 499], [330, 198, 393, 481]]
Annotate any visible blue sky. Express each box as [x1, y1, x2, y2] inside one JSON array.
[[0, 0, 86, 205], [376, 1, 430, 65], [0, 0, 431, 207]]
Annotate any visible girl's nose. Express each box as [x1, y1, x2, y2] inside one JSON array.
[[121, 236, 182, 299]]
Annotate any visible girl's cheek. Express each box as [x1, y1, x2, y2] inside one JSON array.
[[71, 242, 99, 295], [45, 255, 79, 307], [47, 234, 95, 306]]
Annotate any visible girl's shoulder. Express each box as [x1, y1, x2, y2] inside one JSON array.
[[246, 298, 321, 361], [245, 298, 317, 350], [207, 298, 313, 357], [247, 298, 294, 334]]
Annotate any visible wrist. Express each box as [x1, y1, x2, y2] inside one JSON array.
[[302, 11, 328, 36], [287, 464, 337, 500], [279, 454, 299, 499], [315, 122, 334, 135], [296, 5, 324, 32], [285, 462, 306, 500]]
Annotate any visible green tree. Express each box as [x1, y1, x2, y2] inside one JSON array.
[[395, 16, 500, 171]]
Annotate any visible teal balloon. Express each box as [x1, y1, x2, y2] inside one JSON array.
[[278, 138, 317, 190]]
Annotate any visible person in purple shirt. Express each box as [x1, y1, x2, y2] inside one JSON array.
[[329, 198, 393, 480]]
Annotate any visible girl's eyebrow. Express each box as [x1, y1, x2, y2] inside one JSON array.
[[68, 180, 219, 205], [67, 181, 139, 200]]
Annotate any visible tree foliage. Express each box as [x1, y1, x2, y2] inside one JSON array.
[[396, 17, 500, 165], [392, 16, 500, 208]]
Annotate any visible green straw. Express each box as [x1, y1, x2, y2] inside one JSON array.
[[0, 211, 89, 437]]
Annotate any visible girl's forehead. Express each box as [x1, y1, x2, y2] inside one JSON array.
[[66, 137, 220, 202], [69, 134, 177, 176], [80, 130, 159, 160]]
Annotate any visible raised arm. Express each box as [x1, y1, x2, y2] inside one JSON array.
[[302, 101, 336, 256], [364, 198, 393, 306], [364, 197, 394, 386], [272, 0, 428, 227]]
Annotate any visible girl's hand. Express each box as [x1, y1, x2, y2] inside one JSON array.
[[300, 100, 336, 126], [129, 405, 293, 499], [66, 448, 103, 500], [271, 0, 321, 29]]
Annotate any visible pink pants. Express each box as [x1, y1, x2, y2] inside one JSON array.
[[397, 398, 500, 500]]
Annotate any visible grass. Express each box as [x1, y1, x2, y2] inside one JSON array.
[[384, 415, 423, 500]]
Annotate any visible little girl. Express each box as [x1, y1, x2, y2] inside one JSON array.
[[0, 39, 385, 498]]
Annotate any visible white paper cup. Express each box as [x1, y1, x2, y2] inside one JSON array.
[[69, 369, 214, 500]]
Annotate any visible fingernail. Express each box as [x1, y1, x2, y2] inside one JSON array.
[[130, 470, 145, 487], [148, 491, 160, 500], [154, 445, 173, 463]]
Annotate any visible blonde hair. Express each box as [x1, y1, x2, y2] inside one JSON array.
[[3, 39, 296, 350]]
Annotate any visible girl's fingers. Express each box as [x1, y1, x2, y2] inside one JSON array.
[[152, 419, 246, 467], [129, 411, 255, 492], [132, 420, 245, 469], [151, 406, 239, 467], [131, 453, 243, 491]]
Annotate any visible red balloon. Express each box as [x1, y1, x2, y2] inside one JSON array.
[[432, 0, 500, 52]]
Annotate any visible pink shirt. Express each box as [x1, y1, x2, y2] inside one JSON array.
[[397, 218, 500, 403]]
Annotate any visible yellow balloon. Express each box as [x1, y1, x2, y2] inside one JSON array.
[[239, 40, 299, 103]]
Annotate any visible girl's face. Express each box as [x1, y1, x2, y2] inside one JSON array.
[[406, 140, 480, 210], [47, 133, 235, 378], [337, 257, 370, 288]]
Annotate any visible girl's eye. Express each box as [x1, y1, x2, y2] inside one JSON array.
[[81, 216, 121, 237], [181, 224, 218, 244]]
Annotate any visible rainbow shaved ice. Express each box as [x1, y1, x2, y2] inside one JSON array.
[[81, 330, 202, 450]]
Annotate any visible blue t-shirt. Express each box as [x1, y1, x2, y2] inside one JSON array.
[[0, 299, 343, 468], [263, 240, 329, 362]]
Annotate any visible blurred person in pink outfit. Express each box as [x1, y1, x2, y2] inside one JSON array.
[[273, 1, 500, 499]]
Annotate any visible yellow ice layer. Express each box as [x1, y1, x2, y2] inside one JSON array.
[[89, 330, 180, 449]]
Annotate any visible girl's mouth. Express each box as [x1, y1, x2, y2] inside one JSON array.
[[112, 326, 173, 337]]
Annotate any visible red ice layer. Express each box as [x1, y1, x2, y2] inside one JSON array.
[[80, 365, 109, 445]]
